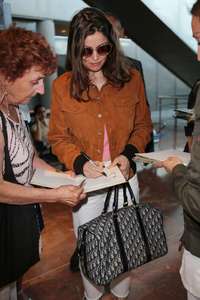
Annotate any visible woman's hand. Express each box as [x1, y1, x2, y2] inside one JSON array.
[[154, 156, 183, 173], [55, 185, 86, 207], [111, 155, 130, 180], [83, 161, 104, 178]]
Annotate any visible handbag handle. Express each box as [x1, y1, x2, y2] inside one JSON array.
[[102, 187, 113, 214], [102, 185, 120, 214], [102, 181, 138, 214], [125, 181, 137, 206]]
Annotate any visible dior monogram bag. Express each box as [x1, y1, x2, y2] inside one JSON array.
[[78, 182, 168, 286]]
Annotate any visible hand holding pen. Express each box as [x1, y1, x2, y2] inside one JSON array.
[[81, 152, 107, 178]]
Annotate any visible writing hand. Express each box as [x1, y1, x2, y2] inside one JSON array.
[[111, 155, 130, 180], [83, 160, 104, 178]]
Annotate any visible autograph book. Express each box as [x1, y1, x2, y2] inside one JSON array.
[[31, 166, 126, 193]]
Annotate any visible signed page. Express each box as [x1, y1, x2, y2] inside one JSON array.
[[31, 166, 126, 193]]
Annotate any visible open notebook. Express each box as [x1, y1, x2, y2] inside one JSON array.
[[31, 166, 126, 193], [135, 149, 191, 166]]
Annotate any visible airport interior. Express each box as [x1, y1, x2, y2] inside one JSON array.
[[1, 0, 200, 299]]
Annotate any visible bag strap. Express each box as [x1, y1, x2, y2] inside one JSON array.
[[0, 111, 17, 183], [113, 185, 119, 213], [113, 181, 152, 262], [122, 184, 128, 207], [114, 182, 138, 211], [102, 181, 138, 214], [102, 186, 113, 214]]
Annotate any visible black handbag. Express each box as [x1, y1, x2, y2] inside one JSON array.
[[78, 182, 168, 286]]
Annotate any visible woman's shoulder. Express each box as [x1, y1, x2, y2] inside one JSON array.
[[124, 68, 143, 89], [53, 71, 72, 89], [129, 67, 141, 80]]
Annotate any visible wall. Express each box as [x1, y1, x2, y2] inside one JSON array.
[[6, 0, 88, 21]]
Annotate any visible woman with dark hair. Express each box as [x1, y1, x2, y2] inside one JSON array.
[[0, 26, 85, 300], [49, 7, 152, 300]]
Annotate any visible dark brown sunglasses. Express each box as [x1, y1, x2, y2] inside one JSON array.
[[82, 43, 112, 58]]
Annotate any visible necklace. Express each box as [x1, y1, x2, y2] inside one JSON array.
[[0, 89, 11, 117], [0, 102, 11, 118], [0, 91, 8, 106]]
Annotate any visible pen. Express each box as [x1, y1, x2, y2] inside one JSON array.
[[80, 151, 107, 176], [79, 178, 86, 187]]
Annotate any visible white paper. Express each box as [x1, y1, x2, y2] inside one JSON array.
[[31, 166, 126, 193], [174, 108, 193, 115], [31, 169, 85, 188], [83, 166, 126, 193], [174, 109, 194, 120], [135, 149, 191, 166]]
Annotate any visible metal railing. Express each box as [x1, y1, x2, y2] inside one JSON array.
[[157, 94, 188, 149]]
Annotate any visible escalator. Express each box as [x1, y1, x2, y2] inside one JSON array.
[[83, 0, 200, 87]]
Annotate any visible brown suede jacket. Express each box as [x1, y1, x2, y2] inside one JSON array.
[[48, 69, 152, 173]]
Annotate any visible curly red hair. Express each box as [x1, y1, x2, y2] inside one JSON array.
[[0, 25, 57, 81]]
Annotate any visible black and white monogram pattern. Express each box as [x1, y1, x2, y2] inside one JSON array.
[[78, 192, 168, 286]]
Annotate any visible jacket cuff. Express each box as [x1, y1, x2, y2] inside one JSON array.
[[172, 164, 187, 178], [121, 144, 138, 174], [73, 154, 89, 175], [121, 144, 139, 160]]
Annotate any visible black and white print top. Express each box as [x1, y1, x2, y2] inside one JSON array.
[[0, 108, 35, 185]]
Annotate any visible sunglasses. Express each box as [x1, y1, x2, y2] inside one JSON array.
[[82, 43, 112, 58]]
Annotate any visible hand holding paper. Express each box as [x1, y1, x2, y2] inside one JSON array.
[[54, 184, 86, 207], [154, 156, 183, 173], [135, 149, 190, 166]]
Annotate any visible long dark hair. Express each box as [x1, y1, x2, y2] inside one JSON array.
[[65, 7, 131, 101]]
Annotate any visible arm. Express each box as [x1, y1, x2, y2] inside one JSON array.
[[127, 72, 152, 152], [48, 81, 82, 171], [174, 117, 200, 222], [0, 130, 85, 206], [33, 154, 56, 171], [155, 144, 200, 224], [172, 163, 200, 224]]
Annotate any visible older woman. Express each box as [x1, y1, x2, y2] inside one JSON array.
[[49, 7, 152, 300], [0, 26, 85, 300]]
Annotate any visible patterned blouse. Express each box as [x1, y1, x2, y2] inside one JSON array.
[[0, 108, 34, 185]]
